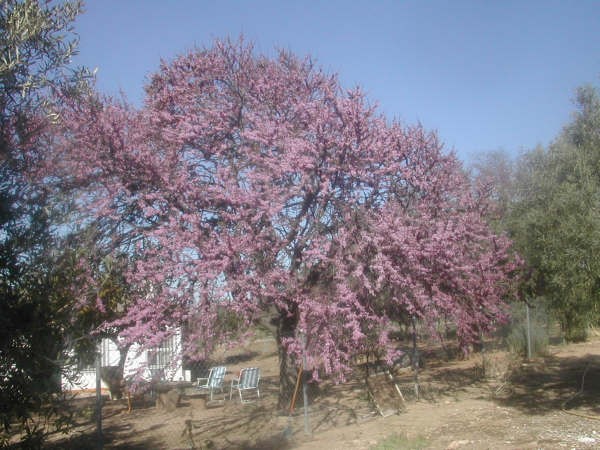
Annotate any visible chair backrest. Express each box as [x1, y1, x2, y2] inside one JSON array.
[[239, 367, 260, 389], [208, 366, 226, 387]]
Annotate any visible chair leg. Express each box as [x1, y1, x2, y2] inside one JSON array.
[[206, 387, 226, 403]]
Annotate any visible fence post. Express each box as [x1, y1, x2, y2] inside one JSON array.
[[95, 342, 103, 449], [302, 333, 310, 435], [526, 302, 532, 360], [411, 316, 419, 400]]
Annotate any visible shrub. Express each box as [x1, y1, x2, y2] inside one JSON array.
[[505, 302, 549, 357]]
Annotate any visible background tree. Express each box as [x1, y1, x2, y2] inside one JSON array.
[[470, 149, 515, 229], [494, 85, 600, 342], [0, 0, 92, 445], [39, 39, 517, 406]]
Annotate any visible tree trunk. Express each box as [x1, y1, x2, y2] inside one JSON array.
[[276, 306, 299, 410], [100, 342, 130, 400]]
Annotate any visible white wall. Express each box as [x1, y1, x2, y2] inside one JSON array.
[[62, 331, 190, 393]]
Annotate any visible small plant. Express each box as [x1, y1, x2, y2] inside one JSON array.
[[504, 302, 549, 358], [370, 433, 428, 450], [506, 323, 548, 357]]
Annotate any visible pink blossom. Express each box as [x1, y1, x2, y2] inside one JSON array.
[[35, 38, 519, 384]]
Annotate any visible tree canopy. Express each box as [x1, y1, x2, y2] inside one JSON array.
[[0, 0, 93, 442], [36, 39, 517, 402]]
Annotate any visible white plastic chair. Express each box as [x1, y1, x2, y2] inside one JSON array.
[[229, 367, 260, 403], [196, 366, 226, 402]]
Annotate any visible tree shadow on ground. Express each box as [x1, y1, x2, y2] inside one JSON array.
[[307, 377, 371, 432], [239, 434, 294, 450], [182, 376, 284, 448], [183, 373, 373, 449], [494, 353, 600, 415], [183, 404, 280, 449], [224, 351, 260, 365], [393, 361, 484, 403], [45, 426, 165, 450], [45, 395, 187, 449]]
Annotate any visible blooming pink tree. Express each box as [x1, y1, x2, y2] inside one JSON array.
[[37, 39, 517, 404]]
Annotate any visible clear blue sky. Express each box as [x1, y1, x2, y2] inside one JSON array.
[[73, 0, 600, 163]]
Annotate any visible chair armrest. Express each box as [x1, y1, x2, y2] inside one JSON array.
[[196, 377, 209, 387]]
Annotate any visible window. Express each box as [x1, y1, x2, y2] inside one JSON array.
[[101, 339, 120, 367], [147, 335, 176, 378]]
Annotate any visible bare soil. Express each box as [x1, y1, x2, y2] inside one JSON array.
[[46, 337, 600, 450]]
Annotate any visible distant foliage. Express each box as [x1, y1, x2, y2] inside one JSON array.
[[508, 85, 600, 341]]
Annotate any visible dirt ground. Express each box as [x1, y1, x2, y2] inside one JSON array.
[[47, 336, 600, 450]]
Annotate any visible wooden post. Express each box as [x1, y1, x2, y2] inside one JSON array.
[[289, 366, 303, 414]]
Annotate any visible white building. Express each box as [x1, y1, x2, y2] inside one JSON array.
[[62, 331, 192, 394]]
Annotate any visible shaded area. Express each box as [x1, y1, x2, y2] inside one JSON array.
[[181, 374, 372, 449], [183, 404, 280, 449], [29, 409, 163, 449], [299, 376, 374, 432], [224, 351, 260, 365], [394, 359, 484, 403], [495, 353, 600, 415], [46, 435, 165, 450]]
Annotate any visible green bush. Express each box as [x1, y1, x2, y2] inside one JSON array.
[[563, 323, 588, 343]]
